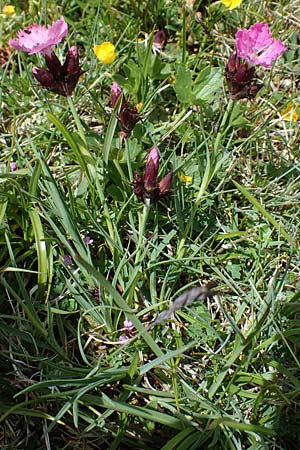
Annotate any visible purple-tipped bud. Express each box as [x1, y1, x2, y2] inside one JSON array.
[[153, 29, 168, 49], [133, 146, 172, 205], [144, 147, 159, 191], [110, 82, 140, 134], [111, 81, 123, 108], [32, 66, 55, 88], [158, 171, 173, 196], [63, 46, 80, 75]]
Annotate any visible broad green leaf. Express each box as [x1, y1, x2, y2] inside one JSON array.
[[194, 67, 223, 103], [174, 64, 193, 104]]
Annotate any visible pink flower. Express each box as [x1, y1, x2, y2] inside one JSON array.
[[9, 162, 17, 171], [235, 23, 286, 69], [83, 235, 94, 245], [9, 17, 68, 56], [124, 320, 134, 332]]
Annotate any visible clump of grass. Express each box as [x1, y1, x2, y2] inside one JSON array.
[[1, 1, 300, 449]]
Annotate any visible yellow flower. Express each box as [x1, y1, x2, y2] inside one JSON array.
[[93, 42, 116, 65], [168, 74, 176, 85], [3, 5, 15, 15], [179, 173, 192, 183], [280, 104, 298, 123], [221, 0, 242, 10]]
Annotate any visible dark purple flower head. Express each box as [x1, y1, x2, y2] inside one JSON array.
[[118, 105, 140, 134], [225, 53, 262, 100], [110, 82, 141, 134], [9, 17, 81, 97], [9, 17, 68, 57], [63, 46, 80, 75], [158, 171, 174, 196], [153, 29, 168, 50], [32, 46, 82, 96], [133, 147, 173, 206]]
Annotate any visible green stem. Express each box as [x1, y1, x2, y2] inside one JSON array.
[[67, 95, 86, 145], [135, 204, 150, 265], [213, 97, 234, 154]]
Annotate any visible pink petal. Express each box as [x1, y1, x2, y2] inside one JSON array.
[[235, 22, 286, 68], [9, 17, 68, 55]]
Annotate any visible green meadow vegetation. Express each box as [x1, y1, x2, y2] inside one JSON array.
[[1, 0, 300, 448]]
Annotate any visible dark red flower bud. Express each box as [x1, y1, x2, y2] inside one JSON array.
[[63, 46, 80, 75], [32, 66, 55, 88], [110, 82, 141, 134], [44, 49, 63, 79], [158, 171, 173, 196], [144, 147, 159, 191], [118, 105, 141, 134]]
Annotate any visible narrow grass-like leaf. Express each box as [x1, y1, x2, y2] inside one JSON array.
[[76, 257, 163, 357], [233, 180, 294, 245], [103, 94, 122, 164], [160, 427, 196, 450], [139, 340, 198, 375], [47, 112, 95, 182], [28, 207, 48, 296], [211, 418, 276, 436], [84, 392, 187, 429], [39, 155, 88, 259]]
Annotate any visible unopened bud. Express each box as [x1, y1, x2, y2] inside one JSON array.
[[44, 50, 63, 79], [63, 46, 80, 75], [32, 66, 54, 88], [158, 171, 173, 196], [111, 82, 123, 108], [144, 147, 159, 191]]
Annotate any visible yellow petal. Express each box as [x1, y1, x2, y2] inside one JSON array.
[[179, 174, 192, 183], [221, 0, 243, 10], [93, 42, 116, 65], [280, 104, 298, 123], [3, 5, 15, 15]]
